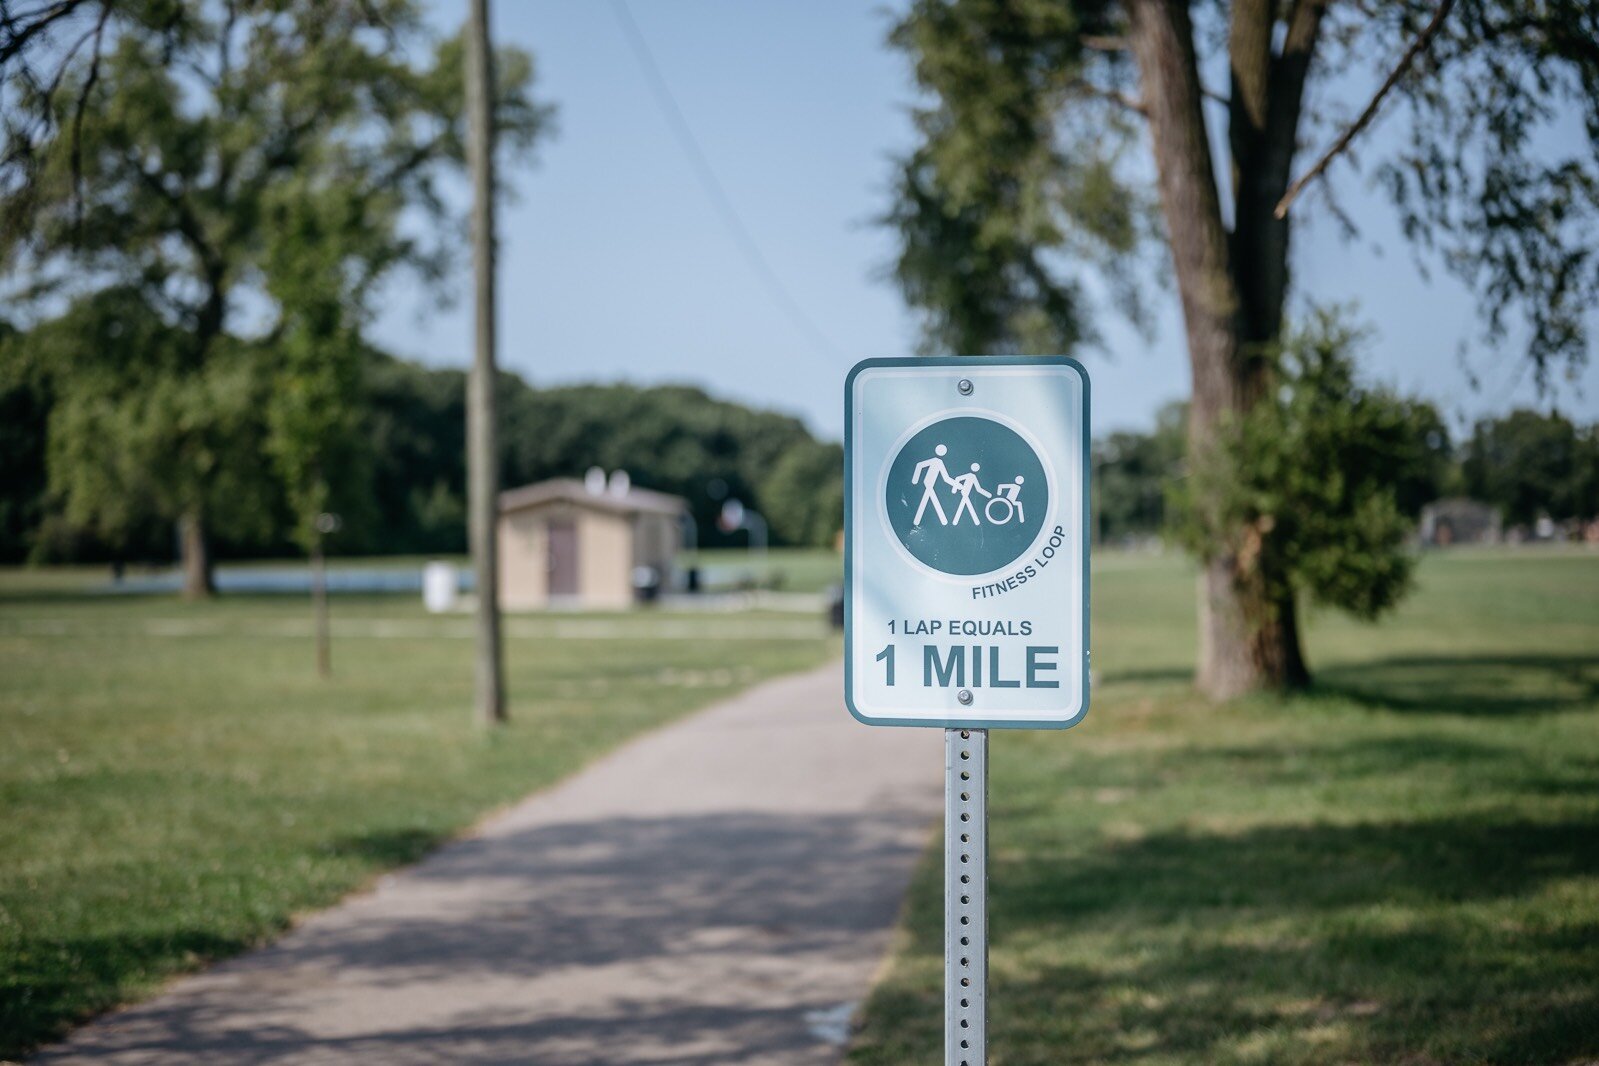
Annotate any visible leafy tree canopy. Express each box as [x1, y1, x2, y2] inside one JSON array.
[[3, 285, 278, 548], [885, 0, 1153, 356], [888, 0, 1599, 381], [887, 0, 1599, 695], [0, 0, 552, 590]]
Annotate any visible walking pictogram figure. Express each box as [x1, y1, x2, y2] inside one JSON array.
[[951, 463, 992, 526], [912, 444, 957, 525]]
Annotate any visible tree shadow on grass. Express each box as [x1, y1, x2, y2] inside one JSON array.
[[1, 929, 257, 1061], [1152, 735, 1599, 796], [1100, 655, 1599, 718], [1004, 815, 1599, 919], [321, 827, 448, 869], [1315, 653, 1599, 717], [1096, 666, 1194, 687], [1008, 926, 1599, 1064], [981, 814, 1599, 1063]]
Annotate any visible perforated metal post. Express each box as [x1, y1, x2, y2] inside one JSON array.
[[946, 727, 987, 1065]]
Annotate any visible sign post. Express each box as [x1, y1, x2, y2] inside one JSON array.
[[945, 726, 987, 1064], [844, 356, 1090, 1065]]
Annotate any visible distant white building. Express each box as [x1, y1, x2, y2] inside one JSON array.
[[497, 475, 685, 610]]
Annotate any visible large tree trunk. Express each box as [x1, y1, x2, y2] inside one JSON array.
[[1223, 0, 1322, 694], [1127, 0, 1319, 697], [178, 510, 213, 600], [466, 0, 506, 725], [1275, 587, 1310, 687]]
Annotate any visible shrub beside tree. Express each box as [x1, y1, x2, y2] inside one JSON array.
[[1169, 311, 1452, 684]]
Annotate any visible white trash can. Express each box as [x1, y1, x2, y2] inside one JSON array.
[[422, 561, 457, 614]]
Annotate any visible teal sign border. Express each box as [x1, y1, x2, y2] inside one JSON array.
[[843, 355, 1092, 731]]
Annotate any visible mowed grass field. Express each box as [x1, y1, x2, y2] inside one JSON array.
[[849, 547, 1599, 1065], [682, 547, 844, 593], [0, 581, 836, 1058]]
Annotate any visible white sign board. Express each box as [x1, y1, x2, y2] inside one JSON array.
[[844, 357, 1090, 729]]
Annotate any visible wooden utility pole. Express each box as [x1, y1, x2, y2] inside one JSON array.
[[311, 531, 330, 678], [465, 0, 506, 724], [310, 510, 340, 679]]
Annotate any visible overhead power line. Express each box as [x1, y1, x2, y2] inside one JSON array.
[[608, 0, 841, 361]]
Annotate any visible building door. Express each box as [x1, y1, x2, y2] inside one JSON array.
[[547, 519, 579, 599]]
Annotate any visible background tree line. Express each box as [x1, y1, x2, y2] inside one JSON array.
[[1096, 395, 1599, 544], [0, 330, 846, 565], [15, 306, 1593, 573]]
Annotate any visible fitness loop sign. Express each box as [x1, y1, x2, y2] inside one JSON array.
[[884, 414, 1051, 577]]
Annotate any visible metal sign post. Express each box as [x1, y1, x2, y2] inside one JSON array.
[[843, 356, 1090, 1065], [946, 727, 987, 1065]]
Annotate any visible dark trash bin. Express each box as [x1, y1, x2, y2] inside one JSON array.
[[632, 566, 662, 604]]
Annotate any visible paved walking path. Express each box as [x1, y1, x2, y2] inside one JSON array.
[[35, 662, 942, 1066]]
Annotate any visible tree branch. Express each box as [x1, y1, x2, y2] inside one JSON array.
[[130, 159, 216, 271], [1081, 34, 1129, 52], [1275, 0, 1455, 218], [1071, 78, 1146, 116], [0, 0, 91, 68], [67, 1, 110, 234], [30, 10, 98, 111]]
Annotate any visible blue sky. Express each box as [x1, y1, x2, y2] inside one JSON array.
[[371, 0, 1599, 441]]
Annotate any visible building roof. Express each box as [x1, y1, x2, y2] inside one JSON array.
[[499, 478, 686, 518]]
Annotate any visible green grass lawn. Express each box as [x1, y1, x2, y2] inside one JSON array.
[[0, 586, 836, 1058], [682, 547, 843, 593], [849, 547, 1599, 1065]]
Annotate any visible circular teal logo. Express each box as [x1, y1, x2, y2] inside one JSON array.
[[884, 415, 1049, 576]]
